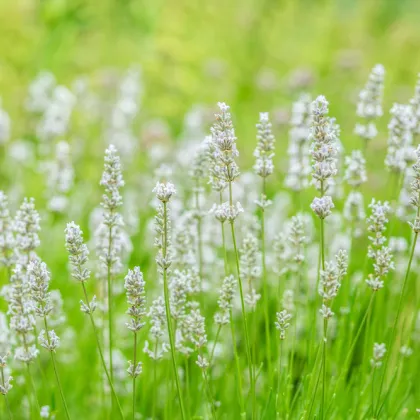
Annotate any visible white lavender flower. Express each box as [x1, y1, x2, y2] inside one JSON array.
[[282, 290, 295, 313], [275, 310, 292, 340], [254, 112, 275, 178], [288, 215, 306, 264], [285, 94, 312, 191], [8, 265, 38, 363], [97, 144, 125, 278], [25, 71, 56, 114], [27, 259, 53, 318], [44, 141, 74, 213], [311, 196, 334, 219], [214, 275, 236, 325], [0, 374, 12, 395], [370, 342, 386, 368], [209, 102, 240, 186], [65, 222, 91, 283], [36, 85, 76, 142], [209, 202, 244, 223], [319, 250, 348, 318], [183, 308, 207, 350], [343, 191, 365, 226], [366, 199, 394, 291], [385, 104, 415, 174], [154, 182, 176, 273], [38, 329, 60, 352], [344, 150, 367, 187], [153, 182, 176, 203], [0, 354, 12, 395], [310, 95, 338, 192], [408, 146, 420, 232], [355, 64, 385, 142], [14, 198, 41, 262], [144, 297, 168, 361], [124, 267, 146, 333], [410, 73, 420, 136], [0, 192, 15, 268]]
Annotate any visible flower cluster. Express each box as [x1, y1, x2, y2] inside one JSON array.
[[319, 250, 348, 319], [209, 102, 240, 187], [214, 275, 236, 326], [240, 233, 261, 311], [409, 146, 420, 232], [310, 196, 334, 219], [410, 73, 420, 136], [309, 95, 338, 192], [13, 198, 41, 262], [275, 310, 292, 340], [98, 144, 125, 276], [285, 94, 312, 191], [344, 150, 367, 187], [370, 342, 386, 368], [254, 112, 275, 178], [385, 104, 415, 174], [354, 64, 385, 142], [0, 192, 15, 268], [366, 200, 394, 291]]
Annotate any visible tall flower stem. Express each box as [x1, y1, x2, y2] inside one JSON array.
[[43, 317, 71, 420], [1, 368, 12, 420], [375, 229, 418, 416], [106, 225, 114, 382], [218, 191, 244, 413], [228, 181, 254, 419], [261, 178, 272, 378], [195, 181, 204, 284], [132, 332, 137, 420], [162, 202, 186, 420], [81, 283, 124, 419]]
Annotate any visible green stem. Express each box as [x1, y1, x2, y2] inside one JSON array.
[[106, 225, 114, 383], [375, 230, 418, 416], [229, 196, 254, 420], [132, 332, 137, 420], [152, 341, 158, 419], [81, 283, 124, 419], [261, 178, 272, 381], [209, 325, 222, 365], [275, 341, 283, 418], [1, 368, 13, 420], [43, 317, 71, 420], [162, 202, 186, 420]]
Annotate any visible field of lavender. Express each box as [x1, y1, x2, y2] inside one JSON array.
[[2, 1, 420, 420]]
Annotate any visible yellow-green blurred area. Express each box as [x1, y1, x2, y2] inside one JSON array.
[[1, 0, 420, 155]]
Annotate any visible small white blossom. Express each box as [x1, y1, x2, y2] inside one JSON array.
[[311, 196, 334, 219], [370, 342, 386, 368]]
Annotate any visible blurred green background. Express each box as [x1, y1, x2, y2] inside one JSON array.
[[1, 0, 420, 147]]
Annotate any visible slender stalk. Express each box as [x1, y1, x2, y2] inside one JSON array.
[[106, 225, 114, 382], [228, 180, 255, 418], [43, 317, 71, 420], [1, 368, 12, 420], [195, 181, 204, 284], [219, 191, 244, 413], [161, 202, 186, 420], [199, 351, 217, 420], [132, 332, 137, 420], [26, 364, 40, 416], [375, 230, 418, 416], [209, 325, 222, 364], [81, 283, 124, 419], [275, 341, 283, 418], [319, 183, 327, 420], [152, 341, 158, 419], [261, 178, 272, 378]]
